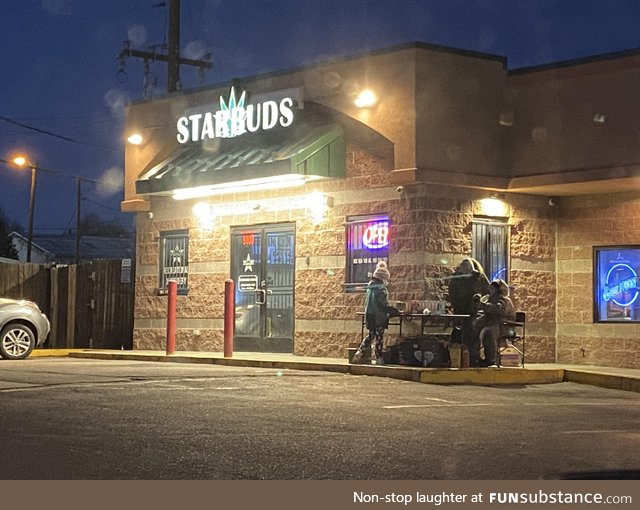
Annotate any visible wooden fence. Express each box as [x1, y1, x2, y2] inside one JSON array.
[[0, 259, 134, 349]]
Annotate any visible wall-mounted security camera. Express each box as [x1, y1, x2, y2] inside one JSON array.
[[548, 198, 556, 207], [147, 211, 154, 219], [396, 186, 405, 194]]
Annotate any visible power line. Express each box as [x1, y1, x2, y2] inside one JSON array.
[[0, 115, 118, 152], [82, 196, 123, 212], [0, 157, 123, 189], [8, 112, 123, 122]]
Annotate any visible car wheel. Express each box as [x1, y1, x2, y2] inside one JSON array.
[[0, 323, 36, 360]]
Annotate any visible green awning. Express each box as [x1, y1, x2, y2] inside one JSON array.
[[135, 123, 345, 196]]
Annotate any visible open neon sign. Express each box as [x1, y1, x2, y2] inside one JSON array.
[[362, 221, 390, 249]]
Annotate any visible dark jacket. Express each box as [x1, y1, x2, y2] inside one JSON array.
[[364, 277, 396, 330], [448, 258, 490, 315]]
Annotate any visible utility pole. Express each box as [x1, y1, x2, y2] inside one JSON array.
[[75, 177, 81, 264], [167, 0, 181, 93], [117, 0, 212, 94], [26, 166, 37, 263]]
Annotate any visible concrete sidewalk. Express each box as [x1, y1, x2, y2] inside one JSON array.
[[29, 348, 640, 392]]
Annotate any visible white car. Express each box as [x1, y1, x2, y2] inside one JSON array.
[[0, 298, 50, 360]]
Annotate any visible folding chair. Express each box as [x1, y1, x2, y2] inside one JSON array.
[[497, 311, 526, 367]]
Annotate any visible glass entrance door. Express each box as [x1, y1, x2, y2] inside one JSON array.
[[230, 223, 295, 352]]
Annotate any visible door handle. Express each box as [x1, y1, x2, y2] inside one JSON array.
[[255, 289, 266, 305]]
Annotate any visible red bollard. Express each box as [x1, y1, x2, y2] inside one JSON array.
[[224, 278, 234, 358], [166, 280, 177, 355]]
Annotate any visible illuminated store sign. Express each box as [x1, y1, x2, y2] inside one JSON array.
[[594, 247, 640, 322], [346, 215, 390, 291], [362, 221, 390, 249], [603, 263, 639, 306], [176, 87, 295, 143]]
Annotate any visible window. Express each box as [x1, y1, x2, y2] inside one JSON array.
[[159, 230, 189, 295], [472, 220, 509, 282], [345, 214, 390, 292], [593, 246, 640, 322]]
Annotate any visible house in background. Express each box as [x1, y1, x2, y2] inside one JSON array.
[[9, 231, 135, 264]]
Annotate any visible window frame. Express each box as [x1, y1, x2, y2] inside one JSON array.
[[593, 245, 640, 323], [471, 218, 510, 283], [344, 214, 390, 293], [158, 229, 189, 296]]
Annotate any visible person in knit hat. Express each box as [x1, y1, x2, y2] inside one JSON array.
[[372, 259, 390, 282], [352, 260, 398, 365]]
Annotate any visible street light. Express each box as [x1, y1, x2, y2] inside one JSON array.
[[13, 157, 82, 264], [1, 154, 124, 264], [11, 155, 38, 263]]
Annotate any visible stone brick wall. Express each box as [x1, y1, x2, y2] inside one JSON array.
[[509, 199, 557, 363], [133, 139, 557, 362], [556, 193, 640, 369]]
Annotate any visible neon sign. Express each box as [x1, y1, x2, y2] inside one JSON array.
[[176, 87, 295, 143], [362, 221, 390, 249], [603, 263, 639, 307]]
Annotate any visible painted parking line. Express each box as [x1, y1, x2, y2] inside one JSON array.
[[560, 429, 640, 434], [383, 401, 640, 409]]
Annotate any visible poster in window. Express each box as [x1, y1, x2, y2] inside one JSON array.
[[159, 230, 189, 295], [593, 246, 640, 322]]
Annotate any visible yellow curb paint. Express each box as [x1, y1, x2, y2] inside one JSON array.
[[62, 352, 638, 392], [419, 368, 565, 385]]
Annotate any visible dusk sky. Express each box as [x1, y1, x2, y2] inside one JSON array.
[[2, 0, 640, 235]]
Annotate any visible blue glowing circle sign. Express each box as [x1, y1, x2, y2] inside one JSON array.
[[603, 263, 639, 307], [362, 221, 390, 249]]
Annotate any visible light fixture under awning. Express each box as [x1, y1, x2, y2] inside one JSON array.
[[135, 123, 345, 198]]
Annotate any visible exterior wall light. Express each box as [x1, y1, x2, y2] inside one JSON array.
[[127, 133, 144, 145], [307, 191, 332, 225], [173, 174, 310, 200], [354, 89, 378, 108], [192, 202, 216, 230], [190, 192, 333, 227], [480, 197, 507, 217]]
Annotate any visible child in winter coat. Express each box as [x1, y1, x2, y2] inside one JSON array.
[[352, 260, 398, 365]]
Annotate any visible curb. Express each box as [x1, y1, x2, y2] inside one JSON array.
[[418, 367, 565, 385], [31, 350, 639, 392], [30, 349, 78, 357], [564, 369, 640, 393], [66, 351, 570, 387]]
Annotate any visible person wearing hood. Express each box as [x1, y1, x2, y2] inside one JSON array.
[[352, 260, 398, 365], [448, 258, 490, 365], [448, 258, 490, 315], [472, 278, 516, 367]]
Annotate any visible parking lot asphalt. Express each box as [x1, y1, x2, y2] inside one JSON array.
[[27, 348, 640, 393]]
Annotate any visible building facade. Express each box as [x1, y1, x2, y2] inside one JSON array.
[[122, 42, 640, 369]]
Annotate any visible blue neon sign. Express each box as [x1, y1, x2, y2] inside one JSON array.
[[603, 263, 639, 307], [595, 247, 640, 322]]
